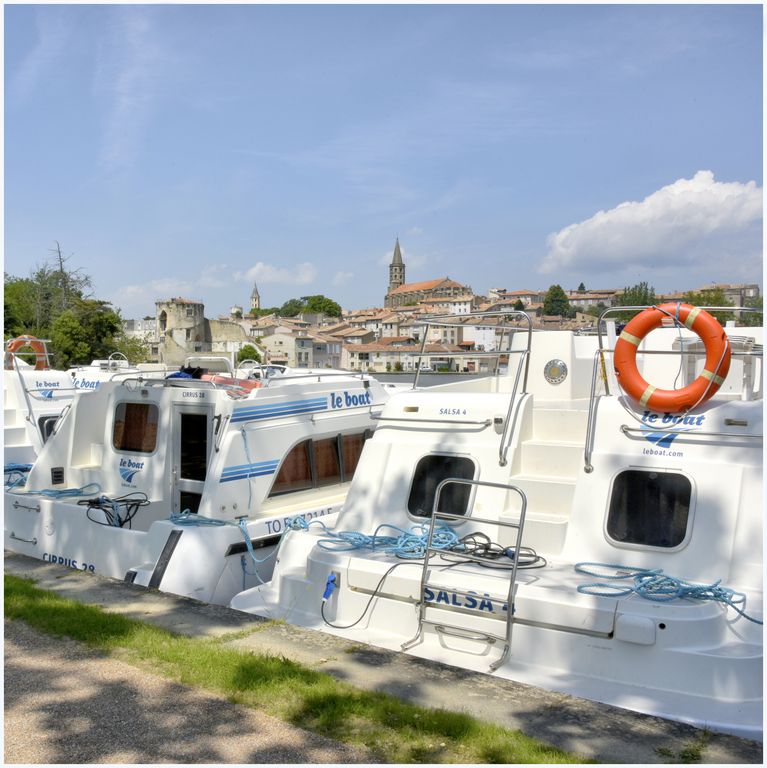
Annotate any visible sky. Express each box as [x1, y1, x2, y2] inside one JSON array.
[[4, 2, 763, 320]]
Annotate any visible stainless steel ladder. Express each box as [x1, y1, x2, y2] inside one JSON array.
[[402, 477, 527, 672]]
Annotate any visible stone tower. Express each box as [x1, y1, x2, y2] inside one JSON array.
[[250, 283, 261, 312], [388, 238, 406, 296]]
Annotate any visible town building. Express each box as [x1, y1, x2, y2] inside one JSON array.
[[383, 238, 472, 308]]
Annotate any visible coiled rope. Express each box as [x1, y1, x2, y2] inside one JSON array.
[[78, 493, 150, 529], [575, 562, 762, 625], [9, 482, 102, 499], [4, 463, 32, 489]]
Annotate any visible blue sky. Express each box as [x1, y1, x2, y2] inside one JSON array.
[[5, 3, 763, 320]]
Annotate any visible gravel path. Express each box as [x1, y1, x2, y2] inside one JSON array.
[[4, 619, 374, 764]]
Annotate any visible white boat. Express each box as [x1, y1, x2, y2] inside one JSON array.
[[4, 365, 395, 605], [230, 307, 763, 740], [4, 337, 166, 471]]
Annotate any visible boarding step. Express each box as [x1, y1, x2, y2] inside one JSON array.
[[531, 407, 589, 442], [505, 474, 575, 516], [520, 440, 582, 477], [4, 425, 31, 447], [4, 407, 21, 426]]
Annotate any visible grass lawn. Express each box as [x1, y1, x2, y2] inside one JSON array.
[[5, 573, 587, 764]]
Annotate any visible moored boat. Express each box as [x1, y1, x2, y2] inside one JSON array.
[[4, 365, 395, 605], [229, 307, 763, 740]]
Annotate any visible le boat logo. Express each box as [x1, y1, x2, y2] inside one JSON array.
[[36, 380, 60, 398], [330, 390, 373, 409], [423, 587, 506, 614], [119, 458, 145, 484], [73, 378, 101, 391], [640, 411, 706, 451]]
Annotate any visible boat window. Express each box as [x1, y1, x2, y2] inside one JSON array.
[[271, 440, 313, 495], [342, 432, 366, 479], [113, 403, 159, 454], [269, 430, 372, 497], [314, 437, 342, 487], [607, 470, 692, 548], [408, 454, 475, 518]]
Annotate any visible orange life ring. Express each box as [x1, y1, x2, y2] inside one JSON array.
[[5, 335, 48, 371], [613, 303, 731, 413]]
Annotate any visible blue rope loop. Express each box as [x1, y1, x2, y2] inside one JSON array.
[[283, 519, 461, 559], [575, 561, 762, 625], [4, 463, 33, 490], [8, 482, 102, 499], [168, 509, 228, 526]]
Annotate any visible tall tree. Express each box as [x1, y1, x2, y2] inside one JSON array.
[[616, 281, 656, 308], [50, 299, 122, 367], [682, 288, 734, 324], [543, 285, 571, 316]]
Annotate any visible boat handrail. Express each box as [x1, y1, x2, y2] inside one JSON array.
[[413, 310, 532, 391], [498, 350, 529, 467], [619, 423, 762, 441], [260, 370, 374, 388], [584, 350, 608, 473]]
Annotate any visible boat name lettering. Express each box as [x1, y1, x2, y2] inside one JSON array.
[[36, 380, 61, 389], [641, 410, 705, 426], [42, 552, 95, 572], [119, 458, 145, 470], [439, 408, 467, 416], [264, 507, 334, 535], [423, 587, 506, 614], [330, 390, 372, 409], [73, 378, 101, 390], [182, 391, 206, 398]]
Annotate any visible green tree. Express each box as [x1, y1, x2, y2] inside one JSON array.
[[237, 344, 261, 363], [616, 281, 656, 308], [513, 299, 525, 312], [50, 299, 122, 367], [112, 335, 151, 365], [543, 285, 571, 317], [682, 288, 734, 324], [740, 295, 763, 327], [304, 295, 342, 317], [613, 282, 657, 321], [577, 282, 586, 292], [278, 298, 306, 317]]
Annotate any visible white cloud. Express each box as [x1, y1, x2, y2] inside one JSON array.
[[10, 8, 75, 100], [97, 9, 169, 171], [235, 261, 317, 286], [116, 277, 196, 301], [332, 271, 354, 287], [540, 171, 763, 279]]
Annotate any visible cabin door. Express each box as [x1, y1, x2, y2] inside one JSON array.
[[171, 403, 214, 515]]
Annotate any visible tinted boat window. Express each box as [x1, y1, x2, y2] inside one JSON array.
[[113, 403, 159, 453], [271, 440, 313, 495], [607, 470, 691, 548], [408, 454, 475, 518]]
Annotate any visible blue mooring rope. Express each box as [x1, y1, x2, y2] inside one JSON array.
[[8, 481, 102, 499], [284, 517, 461, 559], [4, 463, 33, 490], [575, 562, 762, 625]]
